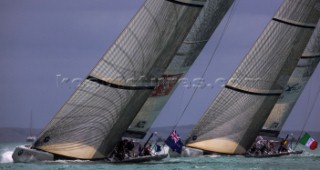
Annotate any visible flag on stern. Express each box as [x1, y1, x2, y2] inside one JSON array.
[[299, 132, 318, 150], [165, 130, 183, 153]]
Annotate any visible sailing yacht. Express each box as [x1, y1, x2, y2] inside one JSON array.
[[180, 0, 320, 156], [12, 0, 207, 163], [247, 18, 320, 157]]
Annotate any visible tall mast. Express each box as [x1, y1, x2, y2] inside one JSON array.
[[29, 111, 33, 136]]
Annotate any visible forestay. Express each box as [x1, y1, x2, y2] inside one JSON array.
[[124, 0, 235, 139], [262, 19, 320, 137], [33, 0, 205, 159], [186, 0, 320, 154]]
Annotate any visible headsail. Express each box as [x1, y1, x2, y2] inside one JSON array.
[[33, 0, 205, 159], [261, 19, 320, 137], [124, 0, 235, 139], [186, 0, 320, 154]]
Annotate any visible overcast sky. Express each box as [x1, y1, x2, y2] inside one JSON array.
[[1, 0, 319, 133]]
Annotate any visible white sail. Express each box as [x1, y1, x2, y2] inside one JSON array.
[[124, 0, 235, 139], [261, 19, 320, 137], [186, 0, 320, 154], [33, 0, 205, 159]]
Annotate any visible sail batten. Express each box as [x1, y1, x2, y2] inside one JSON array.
[[187, 0, 320, 154], [272, 18, 316, 28], [34, 0, 205, 159], [124, 0, 235, 139], [301, 54, 320, 58], [166, 0, 206, 7], [225, 85, 282, 96], [87, 76, 155, 90]]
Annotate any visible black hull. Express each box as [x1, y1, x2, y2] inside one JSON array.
[[245, 150, 303, 158], [106, 154, 168, 163]]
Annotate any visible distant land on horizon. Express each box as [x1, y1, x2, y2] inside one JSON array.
[[1, 126, 319, 143]]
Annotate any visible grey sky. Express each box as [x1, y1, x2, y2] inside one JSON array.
[[0, 0, 319, 133]]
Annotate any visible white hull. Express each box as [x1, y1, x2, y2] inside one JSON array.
[[169, 146, 204, 157], [12, 144, 169, 163], [12, 145, 54, 163]]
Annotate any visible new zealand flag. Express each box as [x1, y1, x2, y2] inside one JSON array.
[[165, 130, 183, 154]]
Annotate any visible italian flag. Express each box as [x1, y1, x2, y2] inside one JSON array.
[[299, 133, 318, 150]]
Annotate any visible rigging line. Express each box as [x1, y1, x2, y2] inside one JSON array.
[[172, 0, 240, 130], [294, 74, 320, 149]]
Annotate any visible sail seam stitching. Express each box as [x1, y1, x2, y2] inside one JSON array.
[[87, 76, 155, 90], [225, 85, 282, 96]]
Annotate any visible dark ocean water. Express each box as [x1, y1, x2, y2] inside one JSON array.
[[1, 142, 319, 170]]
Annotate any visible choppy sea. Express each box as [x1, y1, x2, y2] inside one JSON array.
[[1, 142, 319, 170]]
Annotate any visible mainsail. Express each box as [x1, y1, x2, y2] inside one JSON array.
[[261, 19, 320, 137], [186, 0, 320, 154], [33, 0, 206, 159], [124, 0, 235, 139]]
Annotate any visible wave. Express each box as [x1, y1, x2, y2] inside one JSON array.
[[1, 150, 13, 163]]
